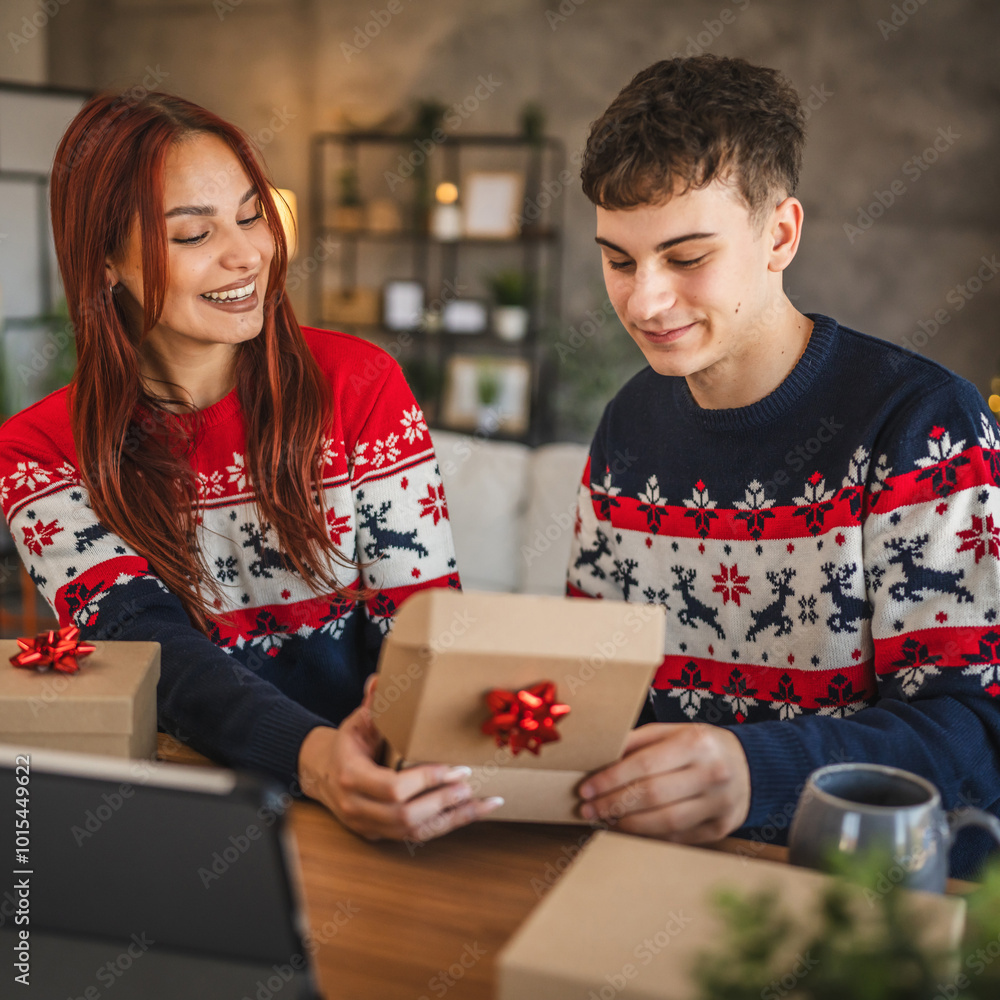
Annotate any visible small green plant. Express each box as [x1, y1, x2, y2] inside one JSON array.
[[694, 850, 1000, 1000], [520, 101, 546, 144], [486, 270, 528, 307], [476, 367, 501, 407], [338, 168, 363, 207]]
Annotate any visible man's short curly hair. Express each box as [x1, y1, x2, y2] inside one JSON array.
[[581, 55, 806, 226]]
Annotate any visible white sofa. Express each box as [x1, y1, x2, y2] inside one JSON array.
[[430, 430, 590, 595]]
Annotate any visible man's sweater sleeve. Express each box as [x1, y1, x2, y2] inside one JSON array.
[[0, 433, 329, 785], [728, 381, 1000, 834]]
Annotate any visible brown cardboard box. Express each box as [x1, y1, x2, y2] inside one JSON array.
[[497, 830, 967, 1000], [372, 590, 666, 823], [0, 641, 160, 759]]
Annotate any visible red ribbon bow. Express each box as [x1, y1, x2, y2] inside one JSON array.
[[10, 626, 96, 674], [481, 681, 571, 756]]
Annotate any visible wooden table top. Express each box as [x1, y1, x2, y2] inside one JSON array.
[[156, 734, 975, 1000]]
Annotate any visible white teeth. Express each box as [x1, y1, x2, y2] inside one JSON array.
[[202, 280, 255, 302]]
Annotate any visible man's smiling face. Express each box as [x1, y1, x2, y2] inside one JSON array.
[[596, 179, 779, 391]]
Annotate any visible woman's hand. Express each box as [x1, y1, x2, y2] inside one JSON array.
[[577, 723, 752, 843], [297, 678, 504, 842]]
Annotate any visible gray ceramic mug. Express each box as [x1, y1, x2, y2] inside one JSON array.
[[788, 763, 1000, 892]]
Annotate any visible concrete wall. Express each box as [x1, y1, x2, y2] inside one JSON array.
[[46, 0, 1000, 440], [0, 0, 49, 85]]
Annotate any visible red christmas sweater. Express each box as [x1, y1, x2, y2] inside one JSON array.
[[0, 328, 460, 782], [567, 314, 1000, 878]]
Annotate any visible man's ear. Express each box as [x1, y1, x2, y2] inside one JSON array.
[[766, 196, 804, 273]]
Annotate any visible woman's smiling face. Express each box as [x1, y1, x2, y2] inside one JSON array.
[[108, 132, 275, 362]]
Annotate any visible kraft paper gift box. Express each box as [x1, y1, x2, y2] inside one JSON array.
[[497, 830, 967, 1000], [371, 589, 666, 824], [0, 640, 160, 759]]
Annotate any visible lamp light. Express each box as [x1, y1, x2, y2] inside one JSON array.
[[273, 187, 299, 260]]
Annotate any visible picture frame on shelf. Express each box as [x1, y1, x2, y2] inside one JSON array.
[[382, 280, 424, 331], [323, 286, 380, 327], [441, 298, 489, 335], [441, 355, 531, 436], [461, 171, 524, 239]]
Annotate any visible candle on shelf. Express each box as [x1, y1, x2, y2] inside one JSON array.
[[430, 182, 462, 241]]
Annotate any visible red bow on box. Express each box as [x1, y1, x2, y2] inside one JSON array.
[[10, 626, 96, 674], [481, 681, 571, 756]]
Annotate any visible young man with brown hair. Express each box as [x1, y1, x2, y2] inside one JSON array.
[[568, 56, 1000, 877]]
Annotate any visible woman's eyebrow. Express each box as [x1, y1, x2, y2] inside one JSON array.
[[165, 186, 257, 219]]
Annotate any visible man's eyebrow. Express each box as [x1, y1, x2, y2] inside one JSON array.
[[165, 186, 257, 219], [594, 232, 718, 254]]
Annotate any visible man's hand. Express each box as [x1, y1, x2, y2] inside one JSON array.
[[297, 678, 504, 842], [577, 723, 751, 844]]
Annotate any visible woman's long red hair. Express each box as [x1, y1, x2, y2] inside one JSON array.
[[50, 91, 358, 633]]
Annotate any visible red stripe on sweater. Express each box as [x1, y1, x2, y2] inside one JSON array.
[[653, 653, 878, 708], [600, 491, 860, 540], [875, 625, 1000, 671], [861, 446, 998, 516], [585, 447, 997, 540]]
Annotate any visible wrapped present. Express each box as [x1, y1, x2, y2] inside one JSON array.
[[371, 590, 666, 823], [0, 638, 160, 759], [497, 830, 967, 999]]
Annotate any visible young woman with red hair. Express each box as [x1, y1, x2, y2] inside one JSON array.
[[0, 91, 500, 840]]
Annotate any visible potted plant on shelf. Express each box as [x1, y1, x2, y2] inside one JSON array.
[[487, 270, 530, 342], [334, 167, 364, 232], [475, 365, 502, 435]]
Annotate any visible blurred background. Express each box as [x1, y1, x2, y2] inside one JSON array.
[[1, 0, 999, 623]]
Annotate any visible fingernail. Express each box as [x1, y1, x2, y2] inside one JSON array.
[[580, 803, 595, 820], [579, 783, 594, 800], [483, 796, 505, 810], [444, 765, 472, 782]]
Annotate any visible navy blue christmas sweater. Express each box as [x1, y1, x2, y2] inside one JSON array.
[[567, 314, 1000, 878], [0, 329, 460, 785]]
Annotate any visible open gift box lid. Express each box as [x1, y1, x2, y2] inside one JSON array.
[[497, 830, 967, 999], [372, 589, 666, 776]]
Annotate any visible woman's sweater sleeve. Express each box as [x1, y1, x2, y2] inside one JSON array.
[[0, 412, 329, 785]]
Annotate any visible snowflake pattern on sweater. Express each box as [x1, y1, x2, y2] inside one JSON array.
[[0, 328, 459, 781], [566, 315, 1000, 877]]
